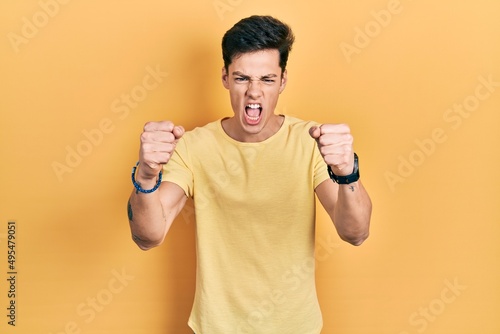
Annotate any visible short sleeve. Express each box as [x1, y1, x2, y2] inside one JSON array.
[[311, 129, 330, 189], [162, 137, 194, 197]]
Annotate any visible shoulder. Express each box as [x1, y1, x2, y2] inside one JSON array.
[[180, 120, 221, 143], [283, 115, 319, 142], [284, 115, 319, 130], [174, 120, 227, 158]]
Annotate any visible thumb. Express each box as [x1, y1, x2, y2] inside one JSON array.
[[173, 125, 185, 140], [309, 126, 321, 139]]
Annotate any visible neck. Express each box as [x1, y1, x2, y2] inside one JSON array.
[[222, 114, 284, 143]]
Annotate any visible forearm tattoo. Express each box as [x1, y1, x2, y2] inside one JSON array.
[[127, 199, 133, 221]]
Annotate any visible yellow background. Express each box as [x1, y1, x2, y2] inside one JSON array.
[[1, 0, 499, 333]]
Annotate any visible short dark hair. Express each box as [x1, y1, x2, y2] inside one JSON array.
[[221, 15, 295, 73]]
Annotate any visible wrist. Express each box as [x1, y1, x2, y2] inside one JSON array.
[[135, 165, 160, 185], [132, 162, 162, 194], [328, 153, 360, 184], [134, 176, 158, 190]]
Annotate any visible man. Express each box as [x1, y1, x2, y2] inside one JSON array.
[[127, 15, 372, 334]]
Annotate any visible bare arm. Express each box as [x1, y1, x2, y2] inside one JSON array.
[[128, 180, 187, 250], [127, 121, 187, 250], [310, 124, 372, 246], [315, 179, 371, 246]]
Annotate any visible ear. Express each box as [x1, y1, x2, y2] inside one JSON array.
[[222, 67, 230, 90], [279, 69, 288, 94]]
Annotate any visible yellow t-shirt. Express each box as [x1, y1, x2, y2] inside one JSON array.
[[163, 115, 329, 334]]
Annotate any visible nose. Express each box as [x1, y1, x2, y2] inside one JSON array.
[[246, 79, 262, 99]]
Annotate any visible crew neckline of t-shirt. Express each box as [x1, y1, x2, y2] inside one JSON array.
[[216, 114, 289, 146]]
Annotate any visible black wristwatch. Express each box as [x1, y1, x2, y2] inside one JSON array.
[[328, 153, 360, 184]]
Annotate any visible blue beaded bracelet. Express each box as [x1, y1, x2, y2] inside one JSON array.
[[131, 161, 162, 194]]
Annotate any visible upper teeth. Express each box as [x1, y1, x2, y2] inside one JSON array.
[[247, 104, 261, 109]]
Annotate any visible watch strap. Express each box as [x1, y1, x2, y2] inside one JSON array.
[[328, 153, 360, 184]]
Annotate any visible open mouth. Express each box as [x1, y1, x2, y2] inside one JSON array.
[[245, 103, 262, 124]]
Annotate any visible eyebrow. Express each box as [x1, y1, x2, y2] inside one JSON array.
[[232, 71, 279, 79]]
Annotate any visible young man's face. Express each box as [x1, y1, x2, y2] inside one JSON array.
[[222, 49, 287, 142]]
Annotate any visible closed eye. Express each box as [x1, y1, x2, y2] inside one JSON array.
[[235, 76, 249, 82], [232, 73, 279, 84], [262, 77, 276, 83]]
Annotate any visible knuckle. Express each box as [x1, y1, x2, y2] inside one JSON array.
[[162, 120, 174, 130], [169, 142, 177, 152], [320, 124, 332, 134], [318, 135, 329, 146], [165, 132, 175, 142], [319, 146, 329, 156], [140, 132, 149, 141], [164, 143, 173, 153], [143, 121, 155, 131]]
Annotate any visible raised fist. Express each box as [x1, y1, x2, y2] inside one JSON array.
[[138, 121, 185, 181], [309, 124, 355, 176]]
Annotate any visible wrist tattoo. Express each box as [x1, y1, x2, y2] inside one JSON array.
[[349, 185, 355, 192], [127, 199, 133, 221]]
